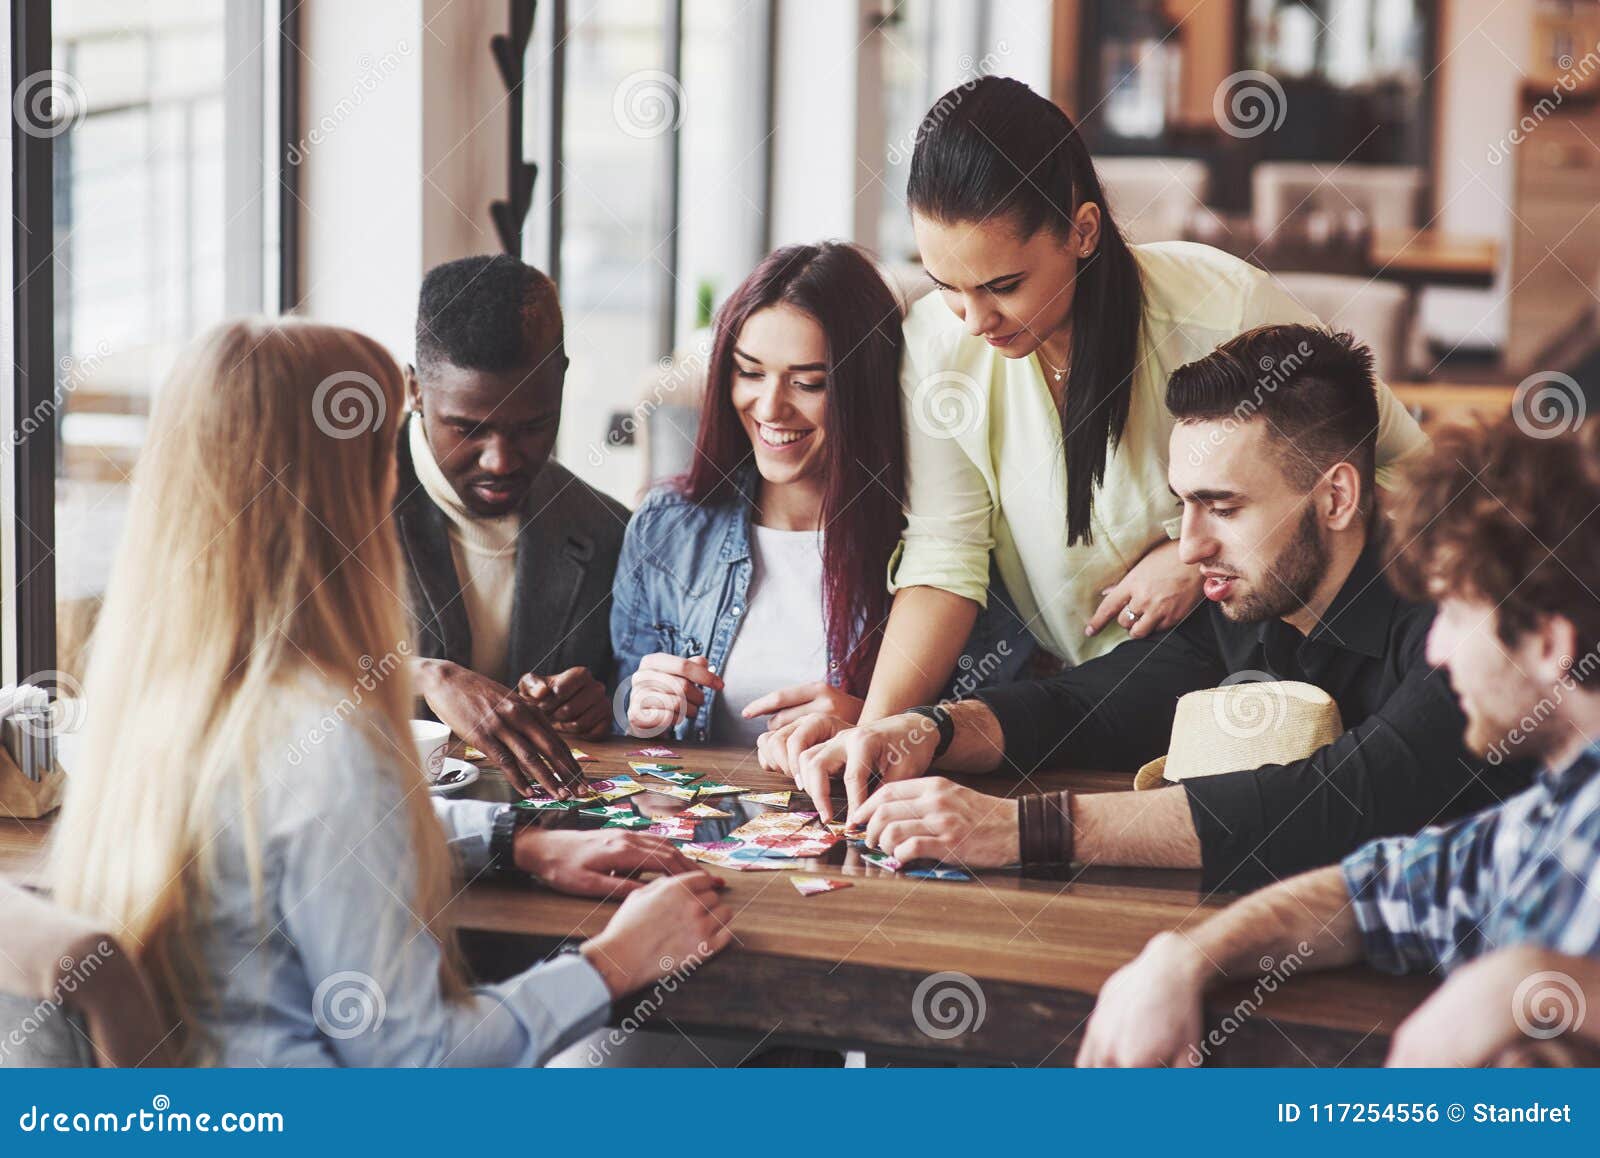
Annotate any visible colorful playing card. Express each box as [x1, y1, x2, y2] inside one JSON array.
[[646, 817, 699, 840], [752, 831, 839, 858], [691, 781, 749, 798], [629, 747, 679, 758], [742, 791, 792, 807], [728, 812, 816, 841], [629, 762, 697, 784], [514, 797, 583, 812], [682, 802, 733, 819], [681, 841, 791, 871], [905, 867, 973, 881], [568, 749, 597, 762], [642, 783, 698, 801], [603, 813, 654, 830], [462, 745, 488, 761], [578, 804, 638, 820], [861, 850, 903, 872], [588, 774, 645, 801], [792, 875, 852, 896]]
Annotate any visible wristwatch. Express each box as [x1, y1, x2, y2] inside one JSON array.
[[489, 806, 531, 878], [903, 703, 954, 759]]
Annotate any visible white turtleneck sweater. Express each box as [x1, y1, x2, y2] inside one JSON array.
[[408, 414, 520, 684]]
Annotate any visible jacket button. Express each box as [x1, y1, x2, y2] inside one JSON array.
[[731, 605, 742, 616]]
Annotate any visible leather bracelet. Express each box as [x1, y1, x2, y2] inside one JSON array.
[[1018, 790, 1074, 867]]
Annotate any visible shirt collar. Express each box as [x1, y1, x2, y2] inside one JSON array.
[[1256, 533, 1400, 659], [1538, 742, 1600, 798]]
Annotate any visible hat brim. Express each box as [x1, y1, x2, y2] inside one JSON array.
[[1133, 755, 1171, 791]]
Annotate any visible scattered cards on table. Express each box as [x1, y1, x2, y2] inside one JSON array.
[[743, 791, 792, 807], [568, 749, 597, 762], [682, 802, 733, 819], [906, 867, 973, 882], [629, 747, 679, 758]]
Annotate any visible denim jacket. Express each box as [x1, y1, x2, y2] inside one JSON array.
[[610, 469, 1037, 743]]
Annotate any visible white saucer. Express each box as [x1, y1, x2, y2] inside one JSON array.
[[428, 757, 480, 796]]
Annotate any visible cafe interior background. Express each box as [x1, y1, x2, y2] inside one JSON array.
[[4, 0, 1600, 703]]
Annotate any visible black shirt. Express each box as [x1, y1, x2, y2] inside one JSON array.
[[973, 539, 1535, 892]]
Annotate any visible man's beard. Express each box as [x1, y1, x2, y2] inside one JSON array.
[[1219, 503, 1328, 624]]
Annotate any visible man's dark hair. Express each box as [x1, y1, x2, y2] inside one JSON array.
[[1166, 324, 1380, 517], [415, 254, 562, 374]]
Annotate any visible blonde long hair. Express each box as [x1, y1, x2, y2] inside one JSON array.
[[50, 319, 465, 1060]]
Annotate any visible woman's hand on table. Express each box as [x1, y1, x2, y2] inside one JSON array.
[[626, 654, 723, 737], [413, 657, 584, 799], [755, 713, 851, 776], [513, 828, 698, 898], [851, 777, 1019, 867], [742, 681, 864, 730], [789, 713, 943, 822], [579, 871, 734, 998], [517, 666, 612, 739], [1085, 538, 1203, 640]]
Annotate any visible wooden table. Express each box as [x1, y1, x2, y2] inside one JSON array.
[[1, 738, 1435, 1066], [452, 739, 1433, 1066]]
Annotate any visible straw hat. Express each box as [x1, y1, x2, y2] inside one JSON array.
[[1133, 680, 1344, 791]]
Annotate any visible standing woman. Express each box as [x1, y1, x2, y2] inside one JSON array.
[[50, 320, 731, 1065], [766, 76, 1428, 762], [613, 242, 1029, 753]]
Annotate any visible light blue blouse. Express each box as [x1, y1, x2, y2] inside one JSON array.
[[198, 705, 611, 1066]]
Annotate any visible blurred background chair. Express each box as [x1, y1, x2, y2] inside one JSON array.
[[1095, 157, 1211, 244], [1270, 272, 1412, 382], [0, 879, 177, 1067], [1252, 163, 1424, 239]]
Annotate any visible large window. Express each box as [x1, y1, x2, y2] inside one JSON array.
[[522, 0, 770, 503], [29, 1, 283, 683]]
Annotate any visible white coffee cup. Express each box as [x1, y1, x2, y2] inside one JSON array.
[[410, 719, 451, 778]]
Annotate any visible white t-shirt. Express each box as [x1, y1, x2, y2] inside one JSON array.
[[710, 524, 828, 746]]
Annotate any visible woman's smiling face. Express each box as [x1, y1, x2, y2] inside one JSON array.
[[730, 303, 830, 487], [912, 206, 1100, 358]]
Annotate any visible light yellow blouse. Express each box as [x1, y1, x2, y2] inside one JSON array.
[[889, 240, 1430, 667]]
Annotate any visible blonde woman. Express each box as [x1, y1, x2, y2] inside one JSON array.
[[50, 320, 732, 1066]]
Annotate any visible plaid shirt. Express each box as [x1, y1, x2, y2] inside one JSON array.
[[1341, 744, 1600, 974]]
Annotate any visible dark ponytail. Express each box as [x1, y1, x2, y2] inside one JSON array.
[[906, 76, 1144, 546]]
